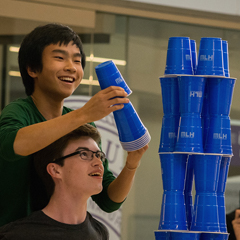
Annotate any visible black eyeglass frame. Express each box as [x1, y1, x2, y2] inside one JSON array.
[[53, 147, 106, 163]]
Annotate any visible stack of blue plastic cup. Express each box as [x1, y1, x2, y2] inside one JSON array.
[[95, 61, 151, 152], [159, 77, 180, 153], [158, 154, 188, 230], [191, 154, 222, 232], [156, 36, 235, 240], [203, 77, 236, 155], [175, 75, 206, 153]]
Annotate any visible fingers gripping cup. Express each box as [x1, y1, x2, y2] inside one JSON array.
[[95, 60, 132, 96], [113, 101, 151, 151], [158, 153, 188, 230], [165, 37, 194, 75], [196, 37, 224, 76]]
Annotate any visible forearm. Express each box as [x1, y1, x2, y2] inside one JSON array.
[[14, 109, 87, 156], [107, 164, 138, 203], [107, 145, 148, 203]]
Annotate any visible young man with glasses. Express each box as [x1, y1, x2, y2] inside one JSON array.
[[0, 124, 113, 239], [0, 23, 149, 226]]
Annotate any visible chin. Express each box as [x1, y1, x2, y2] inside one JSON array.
[[94, 186, 103, 195]]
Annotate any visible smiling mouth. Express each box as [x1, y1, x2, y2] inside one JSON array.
[[88, 172, 102, 177], [59, 77, 75, 83]]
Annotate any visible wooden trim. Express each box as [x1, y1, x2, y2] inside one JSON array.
[[0, 0, 96, 28], [24, 0, 240, 30]]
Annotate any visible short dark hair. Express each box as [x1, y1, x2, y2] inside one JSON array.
[[18, 23, 86, 96], [33, 124, 101, 198]]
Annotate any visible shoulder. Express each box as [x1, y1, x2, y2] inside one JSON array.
[[1, 97, 37, 117], [87, 212, 109, 239]]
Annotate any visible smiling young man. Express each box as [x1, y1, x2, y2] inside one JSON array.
[[0, 124, 109, 240], [0, 23, 148, 226]]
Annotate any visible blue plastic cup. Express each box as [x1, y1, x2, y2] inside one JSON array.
[[159, 76, 180, 152], [204, 116, 232, 155], [178, 76, 206, 114], [158, 153, 188, 230], [159, 191, 188, 230], [154, 231, 171, 240], [175, 76, 205, 153], [191, 39, 198, 74], [113, 101, 151, 151], [191, 155, 221, 232], [171, 231, 201, 240], [207, 77, 236, 116], [95, 60, 132, 96], [196, 38, 224, 76], [160, 77, 180, 116], [191, 193, 220, 232], [217, 156, 231, 232], [200, 232, 229, 240], [159, 153, 188, 191], [159, 115, 180, 152], [184, 155, 194, 229], [222, 40, 230, 77], [165, 37, 193, 75], [193, 155, 221, 193], [175, 114, 203, 153]]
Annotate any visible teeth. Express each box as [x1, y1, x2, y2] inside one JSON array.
[[60, 77, 74, 82], [89, 173, 101, 176]]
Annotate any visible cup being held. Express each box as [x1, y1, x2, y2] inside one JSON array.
[[95, 60, 132, 96]]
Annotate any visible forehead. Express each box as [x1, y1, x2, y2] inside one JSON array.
[[43, 42, 81, 55], [63, 137, 100, 155]]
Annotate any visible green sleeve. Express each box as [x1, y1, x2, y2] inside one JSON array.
[[0, 102, 30, 162]]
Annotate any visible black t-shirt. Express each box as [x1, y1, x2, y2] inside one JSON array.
[[0, 211, 108, 240]]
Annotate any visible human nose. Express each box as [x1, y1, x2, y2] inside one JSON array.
[[64, 60, 76, 73], [91, 154, 103, 166]]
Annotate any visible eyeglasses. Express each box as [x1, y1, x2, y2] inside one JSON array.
[[53, 147, 106, 163]]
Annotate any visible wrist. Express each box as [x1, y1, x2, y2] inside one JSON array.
[[125, 162, 140, 171]]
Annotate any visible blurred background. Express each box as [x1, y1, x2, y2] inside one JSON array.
[[1, 0, 240, 239]]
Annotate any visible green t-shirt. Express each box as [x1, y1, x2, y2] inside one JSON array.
[[0, 96, 122, 226]]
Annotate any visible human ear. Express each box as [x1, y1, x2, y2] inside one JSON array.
[[46, 163, 62, 179], [27, 66, 38, 78]]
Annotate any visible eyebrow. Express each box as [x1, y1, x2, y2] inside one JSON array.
[[52, 49, 81, 58], [75, 147, 101, 152], [75, 147, 89, 151]]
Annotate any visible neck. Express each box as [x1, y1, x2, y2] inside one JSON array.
[[31, 92, 64, 120], [42, 190, 88, 225]]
